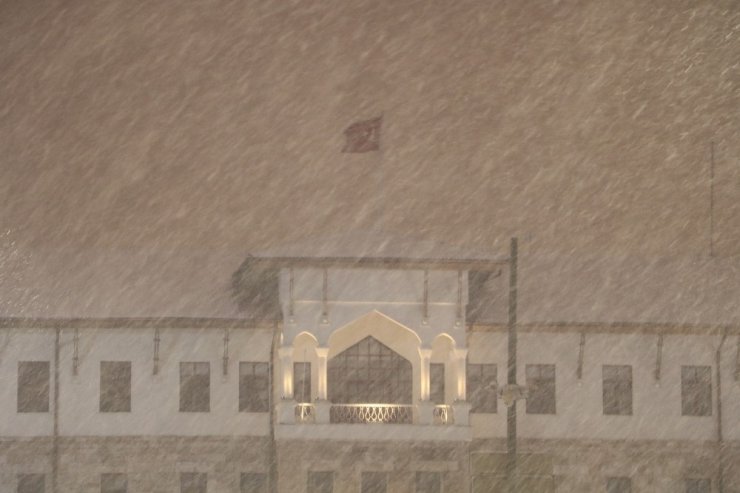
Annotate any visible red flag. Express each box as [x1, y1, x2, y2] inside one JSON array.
[[342, 116, 382, 153]]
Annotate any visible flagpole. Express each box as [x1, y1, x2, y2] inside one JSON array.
[[378, 113, 385, 233]]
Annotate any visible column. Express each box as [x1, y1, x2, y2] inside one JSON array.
[[453, 348, 468, 401], [417, 347, 434, 424], [278, 346, 294, 399], [314, 346, 331, 423], [451, 348, 471, 426], [277, 346, 295, 424]]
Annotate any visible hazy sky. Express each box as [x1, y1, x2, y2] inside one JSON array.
[[1, 0, 738, 258]]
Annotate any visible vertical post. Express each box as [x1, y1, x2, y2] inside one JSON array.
[[288, 268, 295, 320], [315, 347, 329, 401], [454, 348, 469, 401], [709, 141, 715, 257], [72, 328, 79, 376], [507, 237, 518, 492], [422, 269, 429, 324], [278, 347, 294, 399], [576, 332, 586, 381], [52, 327, 60, 493], [222, 329, 230, 377], [419, 348, 433, 401], [321, 268, 329, 324], [153, 328, 161, 375]]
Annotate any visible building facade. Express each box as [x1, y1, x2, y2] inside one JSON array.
[[1, 251, 739, 493]]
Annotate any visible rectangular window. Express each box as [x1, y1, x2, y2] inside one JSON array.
[[180, 472, 207, 493], [18, 362, 50, 413], [602, 365, 632, 415], [294, 362, 312, 404], [526, 364, 556, 415], [17, 474, 45, 493], [467, 363, 497, 413], [240, 472, 267, 493], [681, 366, 712, 416], [430, 364, 445, 404], [606, 477, 631, 493], [361, 472, 387, 493], [415, 472, 441, 493], [239, 362, 270, 412], [100, 473, 127, 493], [180, 363, 210, 412], [307, 471, 333, 493], [685, 478, 711, 493], [100, 362, 131, 413]]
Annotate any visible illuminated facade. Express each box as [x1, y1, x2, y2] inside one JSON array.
[[1, 248, 739, 493]]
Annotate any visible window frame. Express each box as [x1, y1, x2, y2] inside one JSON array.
[[606, 476, 632, 493], [179, 362, 210, 413], [467, 363, 497, 414], [525, 364, 556, 415], [239, 362, 270, 412], [17, 473, 46, 493], [294, 362, 312, 404], [100, 361, 132, 413], [415, 471, 442, 493], [681, 365, 712, 417], [360, 471, 388, 493], [240, 472, 268, 493], [602, 365, 632, 416], [17, 361, 50, 413], [684, 478, 711, 493], [307, 471, 334, 493], [180, 472, 207, 493], [100, 473, 127, 493]]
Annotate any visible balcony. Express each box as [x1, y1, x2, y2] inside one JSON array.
[[277, 401, 471, 442], [289, 403, 457, 425], [329, 404, 414, 424]]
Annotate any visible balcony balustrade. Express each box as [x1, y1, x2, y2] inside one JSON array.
[[295, 403, 315, 423], [329, 404, 414, 424], [433, 405, 453, 425], [290, 403, 459, 425]]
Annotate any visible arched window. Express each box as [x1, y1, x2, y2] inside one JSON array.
[[328, 336, 412, 404]]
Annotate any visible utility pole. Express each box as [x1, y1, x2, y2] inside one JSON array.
[[506, 237, 518, 492]]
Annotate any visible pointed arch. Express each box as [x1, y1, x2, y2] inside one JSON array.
[[327, 336, 413, 404]]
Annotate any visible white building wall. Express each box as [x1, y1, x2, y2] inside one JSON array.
[[0, 328, 55, 437], [469, 331, 739, 442], [0, 327, 273, 438]]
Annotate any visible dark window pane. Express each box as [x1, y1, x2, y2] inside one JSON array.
[[308, 471, 333, 493], [606, 477, 631, 493], [239, 362, 270, 412], [526, 364, 556, 415], [240, 472, 267, 493], [467, 363, 497, 413], [429, 364, 445, 405], [294, 362, 312, 404], [328, 337, 412, 404], [100, 362, 131, 413], [685, 478, 711, 493], [18, 362, 50, 413], [180, 472, 207, 493], [602, 365, 632, 416], [415, 472, 441, 493], [17, 474, 45, 493], [100, 473, 127, 493], [180, 363, 210, 412], [681, 366, 712, 416], [361, 472, 387, 493]]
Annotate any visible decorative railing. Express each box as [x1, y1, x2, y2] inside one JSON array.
[[295, 403, 315, 423], [433, 405, 454, 425], [330, 404, 413, 424]]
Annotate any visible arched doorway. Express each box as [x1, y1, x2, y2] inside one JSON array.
[[327, 336, 412, 404]]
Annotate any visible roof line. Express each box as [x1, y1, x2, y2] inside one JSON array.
[[247, 256, 510, 270]]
